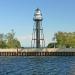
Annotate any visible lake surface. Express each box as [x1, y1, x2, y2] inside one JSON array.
[[0, 56, 75, 75]]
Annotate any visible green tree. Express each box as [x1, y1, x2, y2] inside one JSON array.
[[13, 39, 21, 48], [0, 34, 6, 48], [54, 32, 75, 48], [55, 32, 66, 48], [6, 30, 21, 48]]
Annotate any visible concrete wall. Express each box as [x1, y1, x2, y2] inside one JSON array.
[[0, 49, 18, 52], [46, 48, 75, 52], [0, 48, 75, 52]]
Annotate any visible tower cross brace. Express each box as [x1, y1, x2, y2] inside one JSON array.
[[31, 8, 45, 48]]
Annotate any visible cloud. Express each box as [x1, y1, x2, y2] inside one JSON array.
[[17, 35, 32, 47], [17, 35, 32, 42]]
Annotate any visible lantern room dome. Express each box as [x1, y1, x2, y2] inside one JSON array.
[[33, 8, 43, 21]]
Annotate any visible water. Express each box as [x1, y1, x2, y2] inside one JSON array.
[[0, 56, 75, 75]]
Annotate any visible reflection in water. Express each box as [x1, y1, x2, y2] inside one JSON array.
[[0, 56, 75, 75]]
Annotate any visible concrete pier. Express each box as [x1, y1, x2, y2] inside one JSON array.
[[0, 48, 75, 56], [0, 52, 75, 56]]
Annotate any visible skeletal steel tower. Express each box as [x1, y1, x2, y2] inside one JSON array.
[[31, 8, 45, 48]]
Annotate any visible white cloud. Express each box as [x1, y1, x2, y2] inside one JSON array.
[[17, 35, 32, 41], [17, 35, 32, 47]]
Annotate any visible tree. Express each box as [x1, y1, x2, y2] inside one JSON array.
[[0, 34, 6, 48], [6, 30, 21, 48], [54, 32, 75, 48], [13, 39, 21, 48], [0, 30, 21, 48]]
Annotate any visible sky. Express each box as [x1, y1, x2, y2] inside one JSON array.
[[0, 0, 75, 47]]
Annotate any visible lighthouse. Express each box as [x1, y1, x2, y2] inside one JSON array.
[[31, 8, 45, 48]]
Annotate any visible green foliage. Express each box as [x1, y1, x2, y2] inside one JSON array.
[[55, 32, 75, 48], [0, 30, 21, 48], [0, 34, 7, 48], [47, 32, 75, 48]]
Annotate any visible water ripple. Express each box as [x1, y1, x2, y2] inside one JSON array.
[[0, 56, 75, 75]]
